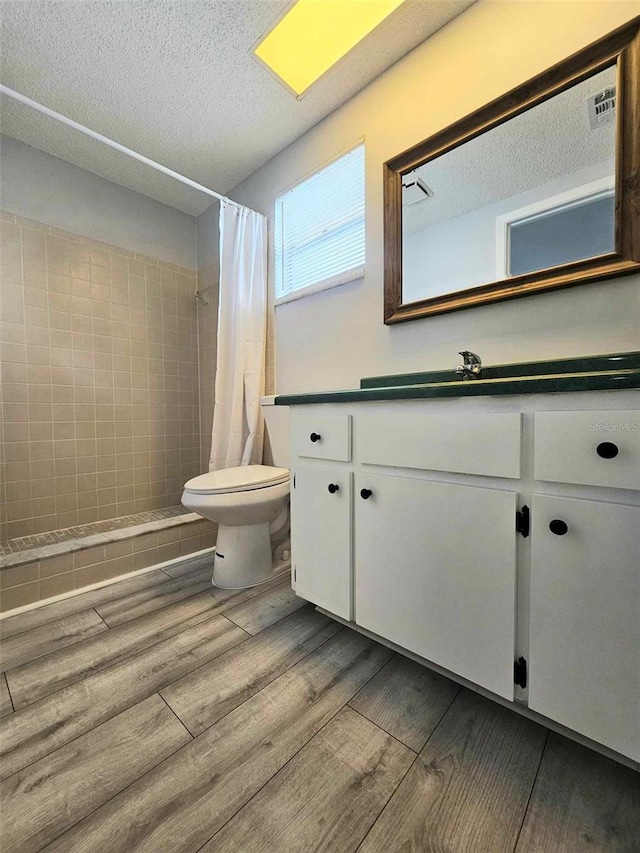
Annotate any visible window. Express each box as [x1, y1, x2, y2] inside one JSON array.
[[274, 143, 365, 304], [507, 192, 614, 276], [495, 177, 615, 279]]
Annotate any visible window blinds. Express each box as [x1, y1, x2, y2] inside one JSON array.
[[275, 144, 365, 302]]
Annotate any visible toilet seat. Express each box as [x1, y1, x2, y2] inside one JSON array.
[[184, 465, 289, 495]]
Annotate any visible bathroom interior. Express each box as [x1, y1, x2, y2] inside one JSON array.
[[0, 1, 638, 851]]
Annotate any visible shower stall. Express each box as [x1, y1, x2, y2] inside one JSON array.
[[0, 88, 229, 609]]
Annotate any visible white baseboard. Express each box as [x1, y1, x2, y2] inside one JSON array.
[[0, 547, 216, 621]]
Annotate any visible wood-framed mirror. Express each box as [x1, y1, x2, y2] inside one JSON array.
[[383, 18, 640, 324]]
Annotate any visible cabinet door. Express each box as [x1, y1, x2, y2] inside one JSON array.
[[355, 473, 517, 699], [291, 464, 352, 620], [529, 494, 640, 761]]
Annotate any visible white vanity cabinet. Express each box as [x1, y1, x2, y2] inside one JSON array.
[[355, 473, 517, 699], [288, 394, 640, 763], [290, 413, 354, 618], [290, 464, 352, 620], [529, 494, 640, 761]]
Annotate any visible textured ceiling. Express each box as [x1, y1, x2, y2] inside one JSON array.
[[403, 64, 616, 233], [0, 0, 474, 215]]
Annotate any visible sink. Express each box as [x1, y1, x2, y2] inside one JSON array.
[[275, 351, 640, 405]]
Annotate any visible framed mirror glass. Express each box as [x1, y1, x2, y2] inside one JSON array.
[[383, 19, 639, 323]]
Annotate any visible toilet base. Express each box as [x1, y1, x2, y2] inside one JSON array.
[[212, 523, 290, 589]]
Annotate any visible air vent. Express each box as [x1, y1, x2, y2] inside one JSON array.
[[402, 176, 433, 206], [587, 86, 615, 129]]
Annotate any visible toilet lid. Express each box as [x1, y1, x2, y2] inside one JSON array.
[[183, 465, 289, 495]]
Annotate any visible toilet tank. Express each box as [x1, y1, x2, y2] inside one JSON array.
[[261, 396, 290, 468]]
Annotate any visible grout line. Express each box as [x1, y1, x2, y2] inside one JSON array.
[[92, 608, 111, 630], [7, 575, 290, 714], [194, 634, 394, 852], [212, 614, 252, 642], [0, 568, 177, 643], [0, 610, 114, 677], [156, 613, 255, 715], [353, 685, 465, 853], [157, 607, 326, 738], [346, 705, 419, 754], [3, 672, 16, 715], [402, 681, 464, 760], [96, 575, 217, 628], [191, 613, 347, 715], [37, 709, 198, 853], [157, 691, 194, 740], [0, 617, 252, 783], [347, 654, 462, 755], [30, 628, 348, 853], [217, 579, 292, 634], [512, 729, 550, 852], [354, 753, 421, 853], [347, 652, 397, 714], [5, 611, 351, 845], [6, 584, 220, 712], [219, 612, 246, 633]]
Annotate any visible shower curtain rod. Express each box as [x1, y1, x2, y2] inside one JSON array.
[[0, 85, 242, 209]]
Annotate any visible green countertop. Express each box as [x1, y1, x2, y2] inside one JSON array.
[[275, 351, 640, 405]]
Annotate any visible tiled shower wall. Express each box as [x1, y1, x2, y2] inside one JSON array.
[[0, 211, 201, 542]]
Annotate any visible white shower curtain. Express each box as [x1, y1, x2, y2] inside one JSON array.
[[209, 201, 267, 471]]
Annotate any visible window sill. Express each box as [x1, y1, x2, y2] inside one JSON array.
[[275, 265, 365, 307]]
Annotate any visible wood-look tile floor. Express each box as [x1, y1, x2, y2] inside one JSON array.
[[0, 555, 638, 852]]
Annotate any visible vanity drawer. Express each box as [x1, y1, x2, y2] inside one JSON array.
[[357, 412, 521, 478], [534, 411, 640, 490], [292, 414, 352, 462]]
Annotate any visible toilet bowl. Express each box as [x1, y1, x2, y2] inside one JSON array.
[[182, 465, 290, 588], [181, 397, 291, 589]]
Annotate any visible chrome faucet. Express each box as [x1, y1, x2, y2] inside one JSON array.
[[455, 350, 482, 380]]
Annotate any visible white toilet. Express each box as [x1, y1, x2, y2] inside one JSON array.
[[181, 397, 290, 589]]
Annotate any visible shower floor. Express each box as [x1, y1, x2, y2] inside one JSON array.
[[0, 506, 188, 557]]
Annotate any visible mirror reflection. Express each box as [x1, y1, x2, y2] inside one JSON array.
[[401, 64, 616, 303]]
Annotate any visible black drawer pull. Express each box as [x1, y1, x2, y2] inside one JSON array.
[[360, 489, 373, 500], [328, 484, 339, 494], [596, 441, 619, 459], [310, 432, 322, 443], [549, 519, 568, 536]]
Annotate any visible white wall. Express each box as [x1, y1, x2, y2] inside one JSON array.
[[229, 1, 640, 394], [403, 160, 614, 301], [0, 135, 197, 267], [196, 201, 220, 273]]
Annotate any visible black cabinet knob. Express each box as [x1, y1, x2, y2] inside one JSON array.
[[328, 483, 339, 494], [310, 432, 321, 443], [549, 519, 568, 536], [596, 441, 619, 459], [360, 488, 373, 500]]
